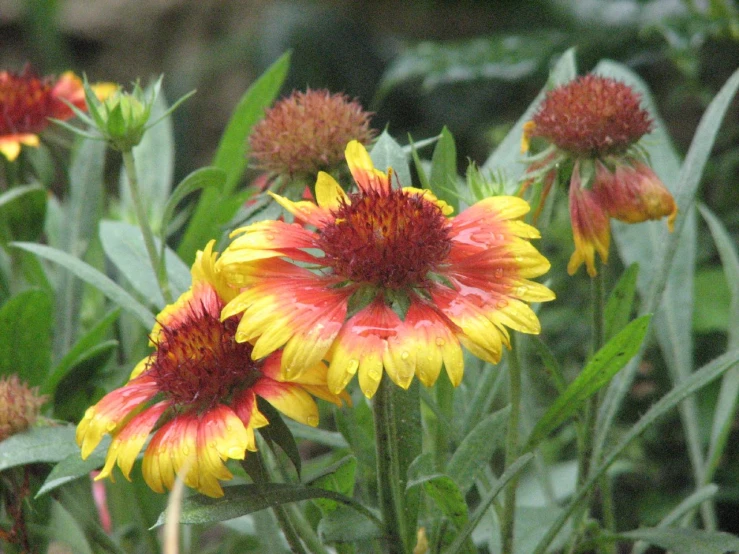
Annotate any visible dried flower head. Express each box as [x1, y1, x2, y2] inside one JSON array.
[[0, 375, 48, 441], [528, 74, 653, 157], [249, 89, 375, 177]]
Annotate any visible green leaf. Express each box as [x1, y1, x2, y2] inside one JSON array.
[[0, 288, 53, 386], [0, 185, 47, 243], [407, 474, 469, 532], [37, 438, 111, 497], [318, 505, 384, 543], [482, 48, 577, 192], [49, 500, 95, 554], [0, 426, 79, 471], [307, 455, 357, 514], [55, 137, 107, 357], [699, 204, 739, 479], [370, 130, 412, 189], [155, 482, 382, 528], [44, 309, 120, 394], [11, 242, 155, 329], [604, 263, 639, 341], [526, 315, 651, 449], [533, 348, 739, 554], [429, 126, 460, 212], [446, 453, 534, 554], [178, 52, 291, 263], [377, 32, 565, 97], [285, 420, 349, 449], [446, 406, 509, 493], [256, 400, 302, 477], [161, 167, 226, 240], [614, 528, 739, 554], [99, 220, 191, 307]]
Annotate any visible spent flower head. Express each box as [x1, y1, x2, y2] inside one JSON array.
[[249, 89, 375, 178], [0, 375, 48, 441], [521, 74, 677, 277]]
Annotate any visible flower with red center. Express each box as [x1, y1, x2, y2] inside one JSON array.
[[0, 66, 115, 161], [216, 141, 555, 398], [76, 241, 347, 498], [521, 74, 677, 277], [249, 89, 375, 178]]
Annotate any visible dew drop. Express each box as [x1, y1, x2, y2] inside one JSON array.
[[515, 256, 524, 262], [347, 359, 359, 374], [106, 422, 116, 432], [401, 351, 410, 360], [266, 233, 275, 241], [516, 286, 527, 296], [228, 447, 243, 458], [496, 299, 508, 309], [307, 415, 319, 426], [368, 369, 382, 381], [435, 337, 446, 347], [182, 446, 190, 455], [494, 268, 504, 279]]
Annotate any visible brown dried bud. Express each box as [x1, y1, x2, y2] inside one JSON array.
[[0, 375, 48, 441]]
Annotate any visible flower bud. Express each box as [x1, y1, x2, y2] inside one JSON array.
[[0, 375, 48, 441]]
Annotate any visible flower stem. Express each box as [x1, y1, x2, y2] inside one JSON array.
[[501, 334, 522, 554], [373, 376, 412, 554], [121, 149, 173, 304]]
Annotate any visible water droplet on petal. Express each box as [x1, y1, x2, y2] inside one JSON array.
[[105, 421, 116, 432], [307, 415, 319, 426], [516, 286, 527, 296], [435, 337, 446, 347], [515, 256, 524, 262], [496, 299, 508, 309], [368, 369, 381, 381], [266, 233, 275, 241], [182, 446, 190, 455], [401, 351, 410, 360], [347, 359, 359, 374], [494, 268, 504, 279]]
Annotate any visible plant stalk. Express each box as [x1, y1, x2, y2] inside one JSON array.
[[501, 334, 522, 554], [121, 149, 173, 304]]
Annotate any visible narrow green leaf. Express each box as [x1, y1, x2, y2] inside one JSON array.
[[0, 426, 79, 471], [37, 439, 111, 497], [11, 242, 155, 329], [178, 52, 291, 263], [407, 474, 469, 533], [55, 137, 107, 357], [446, 406, 509, 493], [0, 185, 47, 243], [533, 348, 739, 554], [0, 288, 53, 386], [526, 315, 651, 450], [49, 500, 95, 554], [44, 309, 121, 394], [614, 528, 739, 554], [161, 167, 226, 239], [530, 336, 567, 394], [307, 456, 357, 514], [604, 263, 639, 341], [155, 482, 382, 528], [318, 505, 384, 543], [446, 453, 534, 554], [99, 220, 191, 307], [429, 126, 459, 212], [370, 130, 412, 189], [408, 136, 431, 190], [256, 400, 302, 477], [482, 48, 577, 192], [285, 420, 349, 449], [699, 203, 739, 478]]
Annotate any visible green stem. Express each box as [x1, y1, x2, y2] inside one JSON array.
[[501, 334, 522, 554], [434, 372, 454, 469], [374, 376, 410, 554], [121, 149, 173, 304]]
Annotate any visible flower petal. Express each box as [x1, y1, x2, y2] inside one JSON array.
[[345, 140, 390, 194], [253, 379, 320, 427], [267, 191, 331, 228], [568, 163, 610, 277], [0, 134, 39, 161], [195, 405, 249, 498], [315, 171, 349, 210], [76, 376, 159, 459]]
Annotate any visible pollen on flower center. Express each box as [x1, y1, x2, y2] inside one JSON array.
[[317, 188, 452, 289], [148, 288, 258, 410]]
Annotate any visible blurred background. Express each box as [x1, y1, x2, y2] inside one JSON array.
[[2, 0, 738, 535]]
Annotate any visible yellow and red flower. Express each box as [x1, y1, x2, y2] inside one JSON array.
[[216, 141, 554, 398], [0, 66, 115, 161], [76, 241, 347, 498], [521, 74, 677, 277]]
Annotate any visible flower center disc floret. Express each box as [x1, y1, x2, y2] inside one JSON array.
[[148, 299, 257, 411], [317, 188, 452, 289]]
